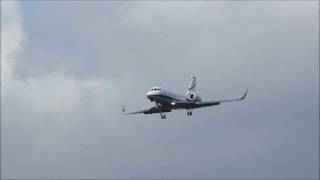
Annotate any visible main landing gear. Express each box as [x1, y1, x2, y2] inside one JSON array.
[[187, 110, 193, 116], [160, 112, 166, 119]]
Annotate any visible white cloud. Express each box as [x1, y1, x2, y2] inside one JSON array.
[[1, 1, 318, 178], [1, 2, 118, 178], [1, 1, 118, 118], [1, 1, 23, 81]]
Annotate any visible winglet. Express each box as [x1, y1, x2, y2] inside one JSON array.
[[122, 105, 126, 114], [240, 89, 248, 100]]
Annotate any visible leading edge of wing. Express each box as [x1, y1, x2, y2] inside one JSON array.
[[219, 89, 248, 103], [122, 105, 149, 115], [122, 105, 171, 115], [175, 89, 248, 108], [201, 89, 248, 105]]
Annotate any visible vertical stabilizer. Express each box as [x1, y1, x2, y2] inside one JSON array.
[[187, 76, 196, 94]]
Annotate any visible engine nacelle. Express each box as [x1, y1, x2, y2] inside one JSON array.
[[186, 92, 202, 102]]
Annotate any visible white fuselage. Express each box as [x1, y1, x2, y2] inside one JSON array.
[[146, 87, 187, 109]]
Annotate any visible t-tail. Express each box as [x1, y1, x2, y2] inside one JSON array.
[[186, 76, 196, 94], [185, 76, 202, 102]]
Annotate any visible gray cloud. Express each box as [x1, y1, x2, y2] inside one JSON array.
[[1, 1, 319, 179]]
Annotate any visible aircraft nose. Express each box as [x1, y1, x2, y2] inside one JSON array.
[[146, 90, 158, 96], [146, 91, 152, 96]]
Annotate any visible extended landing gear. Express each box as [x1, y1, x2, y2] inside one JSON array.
[[187, 110, 193, 116], [160, 113, 166, 119], [155, 102, 160, 110]]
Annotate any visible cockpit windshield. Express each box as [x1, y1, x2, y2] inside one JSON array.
[[151, 87, 162, 91]]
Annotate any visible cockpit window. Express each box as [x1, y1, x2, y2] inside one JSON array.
[[151, 88, 162, 91]]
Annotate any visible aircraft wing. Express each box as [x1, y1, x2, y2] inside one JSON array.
[[122, 106, 171, 115], [209, 89, 248, 103], [176, 90, 248, 109]]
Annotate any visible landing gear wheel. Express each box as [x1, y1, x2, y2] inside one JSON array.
[[160, 113, 166, 119], [187, 110, 193, 116]]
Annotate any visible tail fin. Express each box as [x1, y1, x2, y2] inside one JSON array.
[[187, 76, 196, 94]]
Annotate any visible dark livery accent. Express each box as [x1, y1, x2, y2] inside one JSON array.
[[142, 107, 172, 114]]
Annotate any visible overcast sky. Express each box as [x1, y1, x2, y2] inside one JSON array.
[[1, 1, 319, 179]]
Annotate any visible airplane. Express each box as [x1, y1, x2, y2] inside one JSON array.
[[122, 76, 247, 119]]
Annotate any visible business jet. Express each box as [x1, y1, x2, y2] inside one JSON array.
[[122, 76, 247, 119]]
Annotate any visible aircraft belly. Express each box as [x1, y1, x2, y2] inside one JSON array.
[[154, 96, 171, 105], [147, 95, 185, 110]]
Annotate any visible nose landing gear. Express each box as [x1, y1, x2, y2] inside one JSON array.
[[187, 110, 192, 116], [160, 112, 166, 119], [155, 102, 160, 110]]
